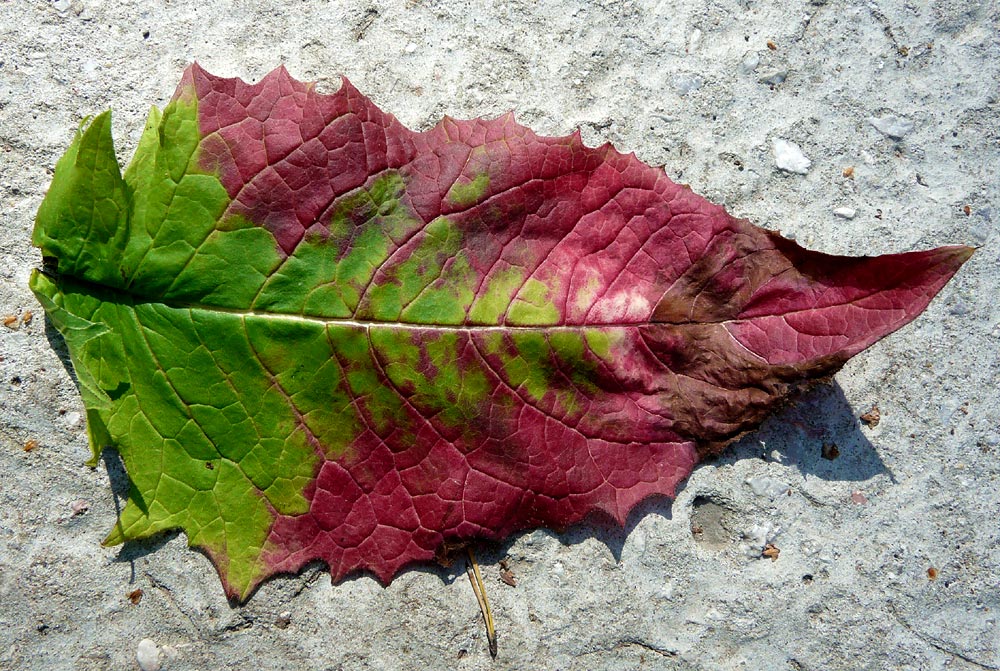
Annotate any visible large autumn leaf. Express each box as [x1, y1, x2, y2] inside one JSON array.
[[31, 64, 970, 601]]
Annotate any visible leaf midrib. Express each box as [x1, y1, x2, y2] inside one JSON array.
[[44, 268, 669, 331], [46, 264, 932, 335]]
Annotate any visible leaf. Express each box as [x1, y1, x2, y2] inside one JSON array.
[[30, 64, 971, 601]]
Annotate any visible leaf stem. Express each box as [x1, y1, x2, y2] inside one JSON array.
[[466, 547, 498, 658]]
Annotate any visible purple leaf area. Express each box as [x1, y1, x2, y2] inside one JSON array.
[[32, 64, 972, 599], [189, 66, 967, 586]]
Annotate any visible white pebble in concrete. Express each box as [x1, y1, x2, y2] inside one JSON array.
[[758, 69, 787, 85], [834, 207, 857, 219], [772, 139, 811, 174], [739, 51, 760, 74], [746, 475, 789, 499], [869, 114, 914, 139], [672, 73, 703, 95], [136, 638, 161, 671], [687, 28, 702, 52]]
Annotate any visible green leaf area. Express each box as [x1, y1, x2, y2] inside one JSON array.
[[30, 93, 584, 598], [30, 93, 400, 596]]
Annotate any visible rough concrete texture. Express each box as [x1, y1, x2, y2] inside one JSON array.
[[1, 1, 997, 669]]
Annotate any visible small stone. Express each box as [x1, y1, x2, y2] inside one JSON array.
[[687, 28, 702, 52], [70, 499, 90, 516], [772, 139, 811, 174], [739, 521, 779, 558], [746, 475, 788, 499], [81, 60, 100, 79], [833, 207, 856, 219], [672, 73, 703, 95], [275, 611, 292, 629], [404, 42, 417, 54], [850, 490, 868, 505], [739, 52, 760, 74], [758, 69, 787, 85], [869, 114, 914, 139], [136, 638, 161, 671]]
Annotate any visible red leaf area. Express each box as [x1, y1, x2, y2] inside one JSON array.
[[180, 65, 969, 587]]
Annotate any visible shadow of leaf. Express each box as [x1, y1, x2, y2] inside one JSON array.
[[548, 380, 890, 563]]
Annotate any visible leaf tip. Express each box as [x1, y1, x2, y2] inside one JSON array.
[[919, 243, 975, 281], [101, 525, 125, 548], [951, 244, 976, 264]]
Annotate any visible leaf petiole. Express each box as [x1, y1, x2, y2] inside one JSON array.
[[466, 547, 498, 658]]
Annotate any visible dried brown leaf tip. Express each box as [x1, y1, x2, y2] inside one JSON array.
[[762, 543, 780, 562], [23, 439, 39, 452], [860, 405, 881, 427], [127, 588, 143, 604]]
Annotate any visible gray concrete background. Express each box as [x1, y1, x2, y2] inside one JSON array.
[[1, 1, 997, 669]]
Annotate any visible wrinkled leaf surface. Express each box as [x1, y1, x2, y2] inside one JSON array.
[[31, 65, 971, 600]]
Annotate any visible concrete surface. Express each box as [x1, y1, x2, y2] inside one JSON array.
[[1, 1, 997, 669]]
